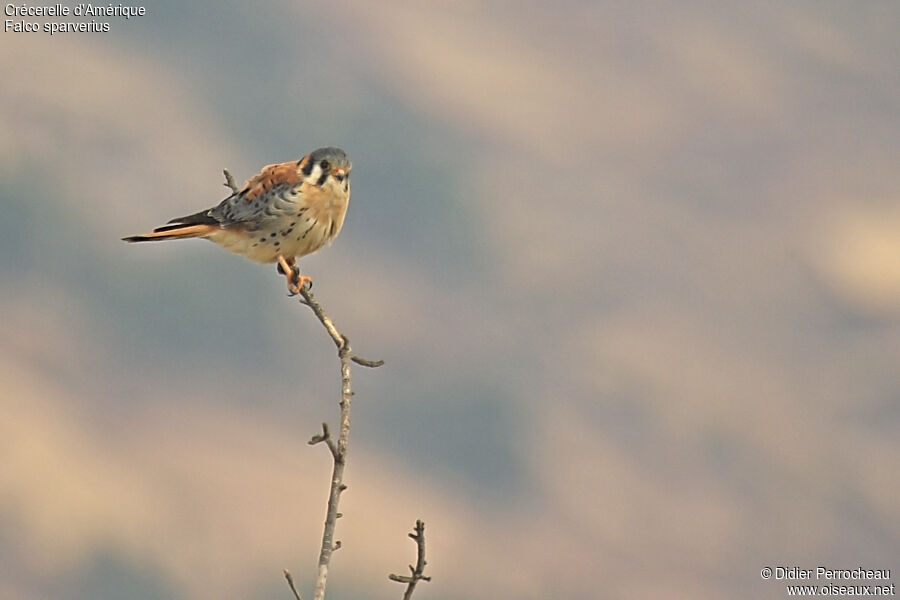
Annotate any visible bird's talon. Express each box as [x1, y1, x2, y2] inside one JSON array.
[[286, 272, 311, 296]]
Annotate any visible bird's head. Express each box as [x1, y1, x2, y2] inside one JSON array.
[[303, 147, 352, 192]]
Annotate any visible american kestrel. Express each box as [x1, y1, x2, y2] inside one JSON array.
[[123, 147, 351, 294]]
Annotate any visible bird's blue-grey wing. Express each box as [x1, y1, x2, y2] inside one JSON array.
[[209, 161, 306, 231]]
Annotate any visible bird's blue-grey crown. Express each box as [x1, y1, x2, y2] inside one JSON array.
[[308, 147, 351, 171]]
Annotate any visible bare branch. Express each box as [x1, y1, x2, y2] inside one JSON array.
[[290, 283, 382, 600], [389, 520, 431, 599], [223, 168, 239, 194], [352, 355, 386, 368], [283, 570, 302, 600], [297, 286, 385, 368]]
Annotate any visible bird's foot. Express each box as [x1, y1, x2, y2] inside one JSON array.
[[277, 256, 310, 295], [286, 269, 312, 296]]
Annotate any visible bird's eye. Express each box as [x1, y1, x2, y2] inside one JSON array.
[[320, 160, 330, 171]]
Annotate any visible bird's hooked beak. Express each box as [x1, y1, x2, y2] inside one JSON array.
[[331, 166, 349, 182]]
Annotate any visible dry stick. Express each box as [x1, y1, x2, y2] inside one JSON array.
[[389, 520, 431, 600], [297, 285, 383, 600], [223, 168, 384, 600], [283, 570, 302, 600], [222, 168, 239, 194]]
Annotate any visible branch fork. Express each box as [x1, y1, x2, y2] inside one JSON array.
[[389, 520, 431, 600], [308, 422, 339, 460]]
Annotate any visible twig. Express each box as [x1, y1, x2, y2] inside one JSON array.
[[297, 292, 382, 600], [223, 168, 386, 600], [389, 520, 431, 600], [223, 168, 239, 194], [308, 421, 338, 459], [283, 570, 302, 600], [296, 286, 385, 368], [307, 293, 353, 600]]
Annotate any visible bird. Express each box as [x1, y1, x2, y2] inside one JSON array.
[[123, 147, 351, 295]]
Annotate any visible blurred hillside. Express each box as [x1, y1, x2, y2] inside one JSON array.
[[1, 2, 898, 599]]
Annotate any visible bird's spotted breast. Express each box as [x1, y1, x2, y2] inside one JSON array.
[[209, 216, 332, 263]]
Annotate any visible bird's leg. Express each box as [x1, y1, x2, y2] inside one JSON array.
[[276, 255, 311, 295]]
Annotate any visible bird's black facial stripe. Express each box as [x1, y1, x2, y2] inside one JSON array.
[[301, 159, 314, 177], [316, 171, 329, 186]]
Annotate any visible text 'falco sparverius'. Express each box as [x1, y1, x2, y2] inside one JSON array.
[[123, 147, 351, 294]]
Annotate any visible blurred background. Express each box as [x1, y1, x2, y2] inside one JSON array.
[[1, 2, 898, 598]]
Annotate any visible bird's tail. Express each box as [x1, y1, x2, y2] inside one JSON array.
[[123, 210, 219, 243], [122, 223, 216, 243]]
